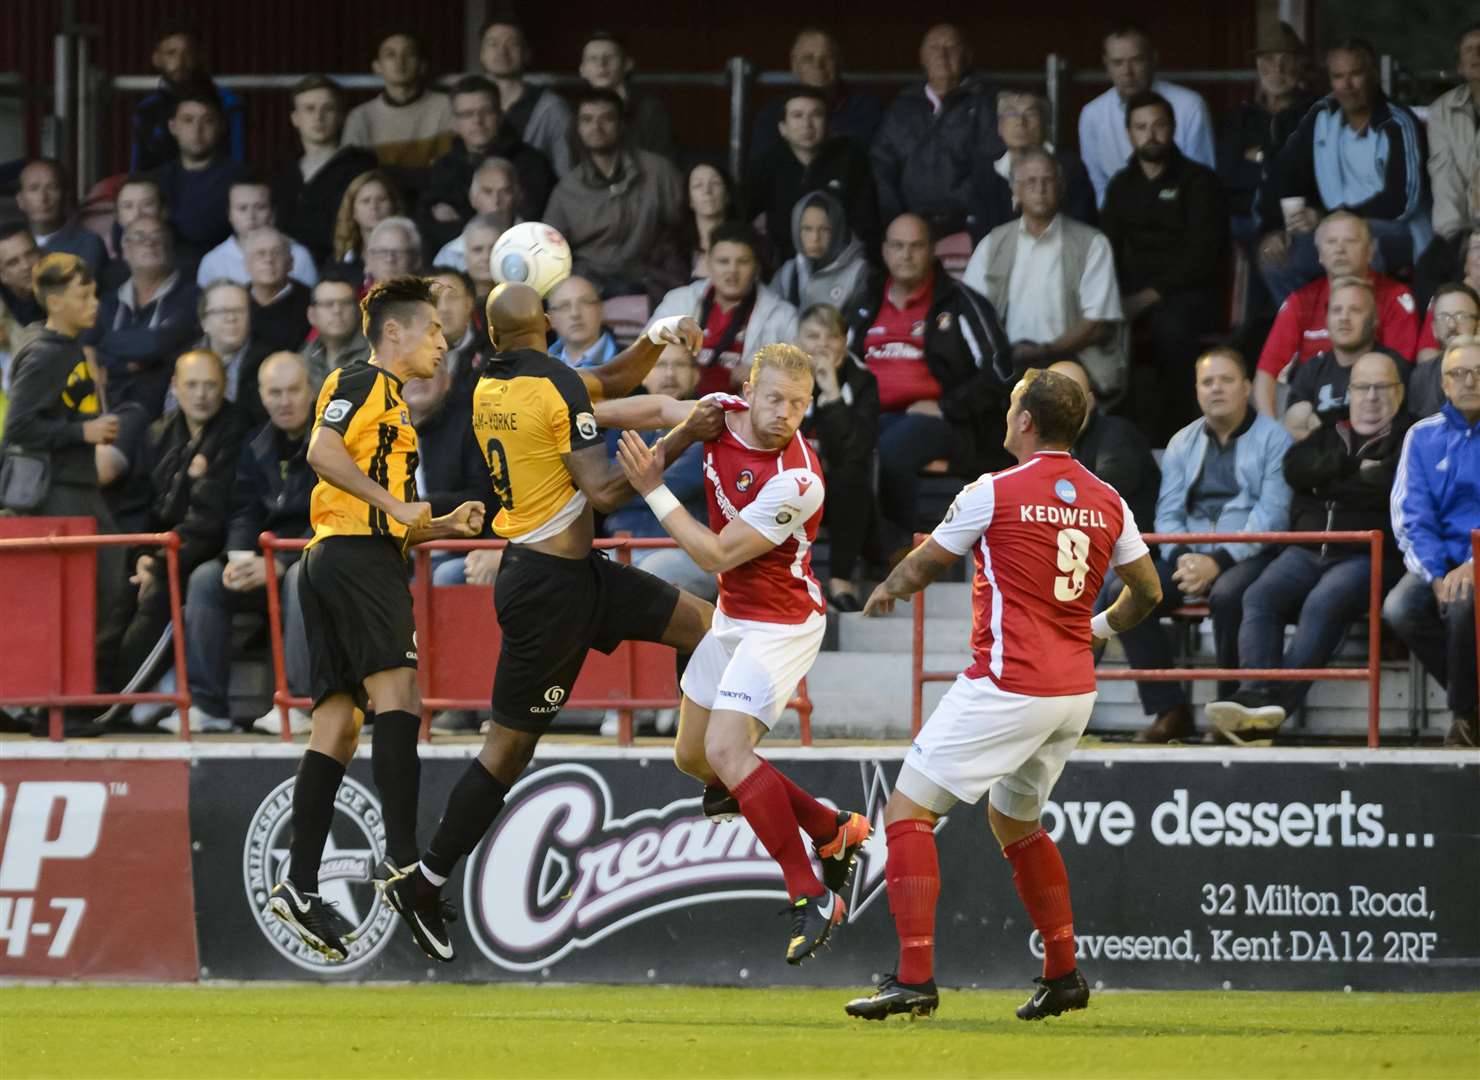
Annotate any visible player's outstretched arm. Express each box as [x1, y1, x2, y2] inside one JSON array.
[[401, 501, 487, 551], [1091, 551, 1162, 647], [593, 393, 689, 432], [307, 427, 430, 530], [863, 538, 959, 616], [614, 430, 775, 573], [565, 400, 726, 512], [578, 316, 703, 403]]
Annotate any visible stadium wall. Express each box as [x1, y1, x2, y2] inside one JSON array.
[[1, 744, 1476, 991]]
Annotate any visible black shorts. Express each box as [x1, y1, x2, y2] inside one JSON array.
[[298, 536, 417, 709], [491, 545, 680, 734]]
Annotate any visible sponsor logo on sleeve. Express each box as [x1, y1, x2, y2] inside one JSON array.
[[774, 503, 802, 526], [576, 412, 598, 440], [323, 399, 352, 424]]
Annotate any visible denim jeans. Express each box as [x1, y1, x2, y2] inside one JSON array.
[[1382, 570, 1477, 714], [1098, 550, 1275, 714], [876, 411, 954, 532], [184, 558, 309, 718], [1235, 547, 1390, 712]]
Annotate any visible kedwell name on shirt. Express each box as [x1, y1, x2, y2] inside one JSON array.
[[1020, 504, 1110, 528]]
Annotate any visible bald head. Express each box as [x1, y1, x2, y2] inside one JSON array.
[[883, 214, 932, 291], [1047, 360, 1095, 431], [1349, 351, 1404, 435], [485, 282, 549, 351], [258, 351, 314, 435], [172, 349, 226, 428]]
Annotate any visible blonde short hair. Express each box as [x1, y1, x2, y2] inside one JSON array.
[[749, 343, 815, 385]]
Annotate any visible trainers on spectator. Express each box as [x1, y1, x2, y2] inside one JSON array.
[[160, 706, 235, 734], [654, 708, 678, 736], [251, 706, 312, 736], [1206, 692, 1286, 738], [1444, 711, 1478, 749]]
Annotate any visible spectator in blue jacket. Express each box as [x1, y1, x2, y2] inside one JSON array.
[[131, 18, 245, 173], [1384, 336, 1480, 746], [1095, 348, 1293, 743], [1255, 38, 1432, 305], [84, 215, 201, 417]]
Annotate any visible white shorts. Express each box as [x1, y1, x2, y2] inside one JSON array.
[[897, 674, 1097, 820], [680, 610, 825, 729]]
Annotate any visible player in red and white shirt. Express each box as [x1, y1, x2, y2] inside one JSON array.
[[616, 344, 871, 966], [843, 369, 1162, 1024]]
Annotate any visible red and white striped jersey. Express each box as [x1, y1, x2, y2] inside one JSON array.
[[703, 410, 825, 624], [931, 451, 1147, 696]]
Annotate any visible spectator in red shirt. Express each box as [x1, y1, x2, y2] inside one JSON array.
[[1416, 230, 1480, 360], [1254, 210, 1418, 416], [845, 213, 1013, 536], [650, 222, 799, 395]]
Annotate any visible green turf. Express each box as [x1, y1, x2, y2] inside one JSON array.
[[3, 985, 1477, 1079]]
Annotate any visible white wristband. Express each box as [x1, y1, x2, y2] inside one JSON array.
[[646, 315, 686, 345], [1091, 611, 1115, 639], [643, 485, 681, 521]]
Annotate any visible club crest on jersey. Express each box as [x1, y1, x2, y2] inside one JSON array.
[[736, 469, 754, 492], [1055, 478, 1078, 505]]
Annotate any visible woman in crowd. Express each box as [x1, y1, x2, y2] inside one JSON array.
[[328, 169, 405, 274], [680, 161, 737, 280]]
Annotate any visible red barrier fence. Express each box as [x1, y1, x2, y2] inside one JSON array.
[[0, 529, 190, 741], [260, 533, 813, 747], [912, 531, 1389, 748]]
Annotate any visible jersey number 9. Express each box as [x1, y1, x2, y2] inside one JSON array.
[[1054, 528, 1090, 602]]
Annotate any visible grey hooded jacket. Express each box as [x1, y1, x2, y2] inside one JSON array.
[[772, 191, 871, 314]]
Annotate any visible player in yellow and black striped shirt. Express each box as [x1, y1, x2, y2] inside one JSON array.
[[383, 281, 734, 962], [268, 277, 485, 964]]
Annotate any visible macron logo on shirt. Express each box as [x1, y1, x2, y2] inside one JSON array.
[[1020, 504, 1109, 528], [795, 476, 812, 497]]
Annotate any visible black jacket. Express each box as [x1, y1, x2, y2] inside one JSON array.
[[413, 396, 496, 526], [271, 146, 380, 265], [967, 150, 1097, 243], [1, 328, 101, 486], [1282, 412, 1412, 562], [870, 75, 1001, 236], [417, 135, 556, 251], [249, 281, 312, 355], [803, 354, 879, 472], [138, 403, 250, 574], [622, 90, 679, 161], [847, 263, 1016, 474], [226, 420, 315, 555], [1100, 146, 1229, 297], [1215, 96, 1315, 217], [1072, 408, 1161, 545], [743, 137, 880, 262]]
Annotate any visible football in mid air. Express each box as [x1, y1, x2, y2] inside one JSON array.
[[490, 222, 572, 298]]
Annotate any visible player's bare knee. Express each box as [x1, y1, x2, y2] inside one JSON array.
[[663, 593, 714, 651], [478, 724, 539, 785], [988, 804, 1040, 848], [364, 668, 421, 715], [672, 742, 710, 782], [884, 790, 937, 827]]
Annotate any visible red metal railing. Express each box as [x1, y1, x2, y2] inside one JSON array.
[[260, 533, 814, 747], [0, 531, 190, 741], [911, 530, 1388, 747]]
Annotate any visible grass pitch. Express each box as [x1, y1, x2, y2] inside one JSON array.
[[3, 984, 1477, 1079]]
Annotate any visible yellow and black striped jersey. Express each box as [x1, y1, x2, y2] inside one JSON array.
[[307, 359, 419, 549], [473, 348, 603, 542]]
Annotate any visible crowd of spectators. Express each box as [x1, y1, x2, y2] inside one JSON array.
[[0, 14, 1477, 748]]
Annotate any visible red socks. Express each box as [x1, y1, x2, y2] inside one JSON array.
[[732, 761, 822, 900], [1003, 828, 1076, 979], [771, 765, 839, 842], [884, 819, 940, 985]]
